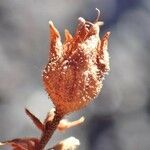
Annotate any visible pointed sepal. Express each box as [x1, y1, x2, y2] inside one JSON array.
[[49, 21, 63, 61], [97, 32, 110, 74], [64, 29, 73, 43]]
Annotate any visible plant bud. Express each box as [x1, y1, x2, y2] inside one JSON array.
[[43, 12, 110, 114]]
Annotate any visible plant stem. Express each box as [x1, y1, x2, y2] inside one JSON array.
[[35, 109, 64, 150]]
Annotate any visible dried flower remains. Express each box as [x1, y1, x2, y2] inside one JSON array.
[[43, 9, 110, 115]]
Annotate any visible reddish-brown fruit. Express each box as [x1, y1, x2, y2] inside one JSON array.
[[43, 11, 110, 114]]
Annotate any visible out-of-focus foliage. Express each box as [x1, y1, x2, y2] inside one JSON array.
[[0, 0, 149, 150]]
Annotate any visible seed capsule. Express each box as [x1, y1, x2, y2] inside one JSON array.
[[43, 10, 110, 114]]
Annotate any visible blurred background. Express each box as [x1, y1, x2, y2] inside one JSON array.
[[0, 0, 150, 149]]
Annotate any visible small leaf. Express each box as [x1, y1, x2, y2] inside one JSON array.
[[0, 138, 39, 150], [25, 108, 44, 132], [58, 116, 85, 131]]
